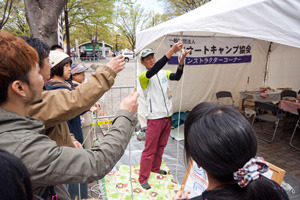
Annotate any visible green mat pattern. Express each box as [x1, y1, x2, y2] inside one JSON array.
[[103, 161, 180, 200]]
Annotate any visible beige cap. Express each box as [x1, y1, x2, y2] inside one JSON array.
[[49, 50, 69, 68]]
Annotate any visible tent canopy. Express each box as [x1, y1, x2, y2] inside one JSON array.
[[137, 0, 300, 52], [135, 0, 300, 127]]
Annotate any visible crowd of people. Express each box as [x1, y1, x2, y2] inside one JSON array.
[[0, 31, 289, 200]]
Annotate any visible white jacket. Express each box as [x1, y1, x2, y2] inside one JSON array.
[[139, 70, 173, 119]]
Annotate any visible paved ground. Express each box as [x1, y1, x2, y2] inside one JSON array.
[[77, 58, 300, 199], [255, 122, 300, 180], [73, 57, 136, 87]]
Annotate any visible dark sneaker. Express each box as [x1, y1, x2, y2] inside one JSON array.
[[158, 170, 167, 175], [140, 182, 151, 190]]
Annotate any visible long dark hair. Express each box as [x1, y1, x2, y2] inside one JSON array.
[[0, 149, 33, 200], [184, 102, 282, 200]]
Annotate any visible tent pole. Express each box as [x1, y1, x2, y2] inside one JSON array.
[[263, 42, 272, 87], [135, 55, 137, 89]]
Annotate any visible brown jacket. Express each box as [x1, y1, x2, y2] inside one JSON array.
[[29, 66, 116, 147]]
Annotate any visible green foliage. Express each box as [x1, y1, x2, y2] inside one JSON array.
[[114, 2, 148, 51], [159, 0, 211, 17], [65, 0, 115, 29], [143, 12, 169, 29], [2, 0, 30, 36], [0, 0, 13, 29], [1, 0, 20, 30], [65, 0, 116, 47]]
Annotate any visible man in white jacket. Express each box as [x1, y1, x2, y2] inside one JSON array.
[[138, 41, 191, 189]]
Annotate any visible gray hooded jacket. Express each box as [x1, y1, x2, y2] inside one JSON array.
[[0, 108, 137, 200]]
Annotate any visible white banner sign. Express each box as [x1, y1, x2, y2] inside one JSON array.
[[75, 39, 80, 58], [167, 36, 253, 65], [184, 162, 208, 198]]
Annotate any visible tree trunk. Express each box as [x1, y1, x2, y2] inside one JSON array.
[[24, 0, 68, 46], [64, 8, 70, 55]]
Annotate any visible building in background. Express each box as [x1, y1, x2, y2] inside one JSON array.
[[79, 41, 113, 59]]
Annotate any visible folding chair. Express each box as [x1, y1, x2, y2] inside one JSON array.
[[216, 91, 235, 106], [280, 90, 298, 131], [253, 101, 282, 143], [281, 90, 297, 100], [290, 108, 300, 150]]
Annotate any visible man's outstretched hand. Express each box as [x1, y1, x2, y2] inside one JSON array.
[[107, 55, 126, 74], [120, 88, 139, 114]]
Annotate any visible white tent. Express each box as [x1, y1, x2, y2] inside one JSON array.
[[136, 0, 300, 127]]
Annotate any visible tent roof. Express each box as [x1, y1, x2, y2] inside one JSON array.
[[136, 0, 300, 53]]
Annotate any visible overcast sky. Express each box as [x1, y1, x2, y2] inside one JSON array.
[[137, 0, 164, 14]]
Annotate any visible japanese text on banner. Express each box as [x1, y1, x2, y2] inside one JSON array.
[[167, 36, 253, 65]]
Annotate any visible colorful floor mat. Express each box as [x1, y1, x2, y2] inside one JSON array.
[[103, 161, 180, 200]]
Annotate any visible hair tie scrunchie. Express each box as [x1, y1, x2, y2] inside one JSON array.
[[233, 157, 269, 188]]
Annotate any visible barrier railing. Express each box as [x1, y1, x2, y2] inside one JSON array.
[[89, 85, 135, 139]]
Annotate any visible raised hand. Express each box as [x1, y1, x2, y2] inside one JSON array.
[[166, 40, 184, 59], [120, 88, 139, 114], [107, 55, 126, 74], [90, 102, 101, 113], [171, 40, 184, 53], [179, 49, 192, 65]]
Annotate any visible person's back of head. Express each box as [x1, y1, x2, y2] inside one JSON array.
[[22, 37, 50, 68], [0, 149, 33, 200], [184, 102, 282, 200], [51, 44, 64, 52]]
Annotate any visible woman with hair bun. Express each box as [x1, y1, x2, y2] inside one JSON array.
[[174, 102, 288, 200]]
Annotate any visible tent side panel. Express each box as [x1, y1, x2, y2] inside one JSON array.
[[268, 45, 300, 92]]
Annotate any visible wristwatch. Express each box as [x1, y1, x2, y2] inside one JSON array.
[[179, 64, 184, 68]]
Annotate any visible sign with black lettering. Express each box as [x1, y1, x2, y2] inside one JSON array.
[[167, 36, 253, 65]]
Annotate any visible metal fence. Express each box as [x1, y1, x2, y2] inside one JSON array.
[[91, 85, 135, 136]]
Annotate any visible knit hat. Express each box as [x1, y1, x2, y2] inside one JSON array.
[[49, 50, 69, 68], [71, 63, 88, 75]]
